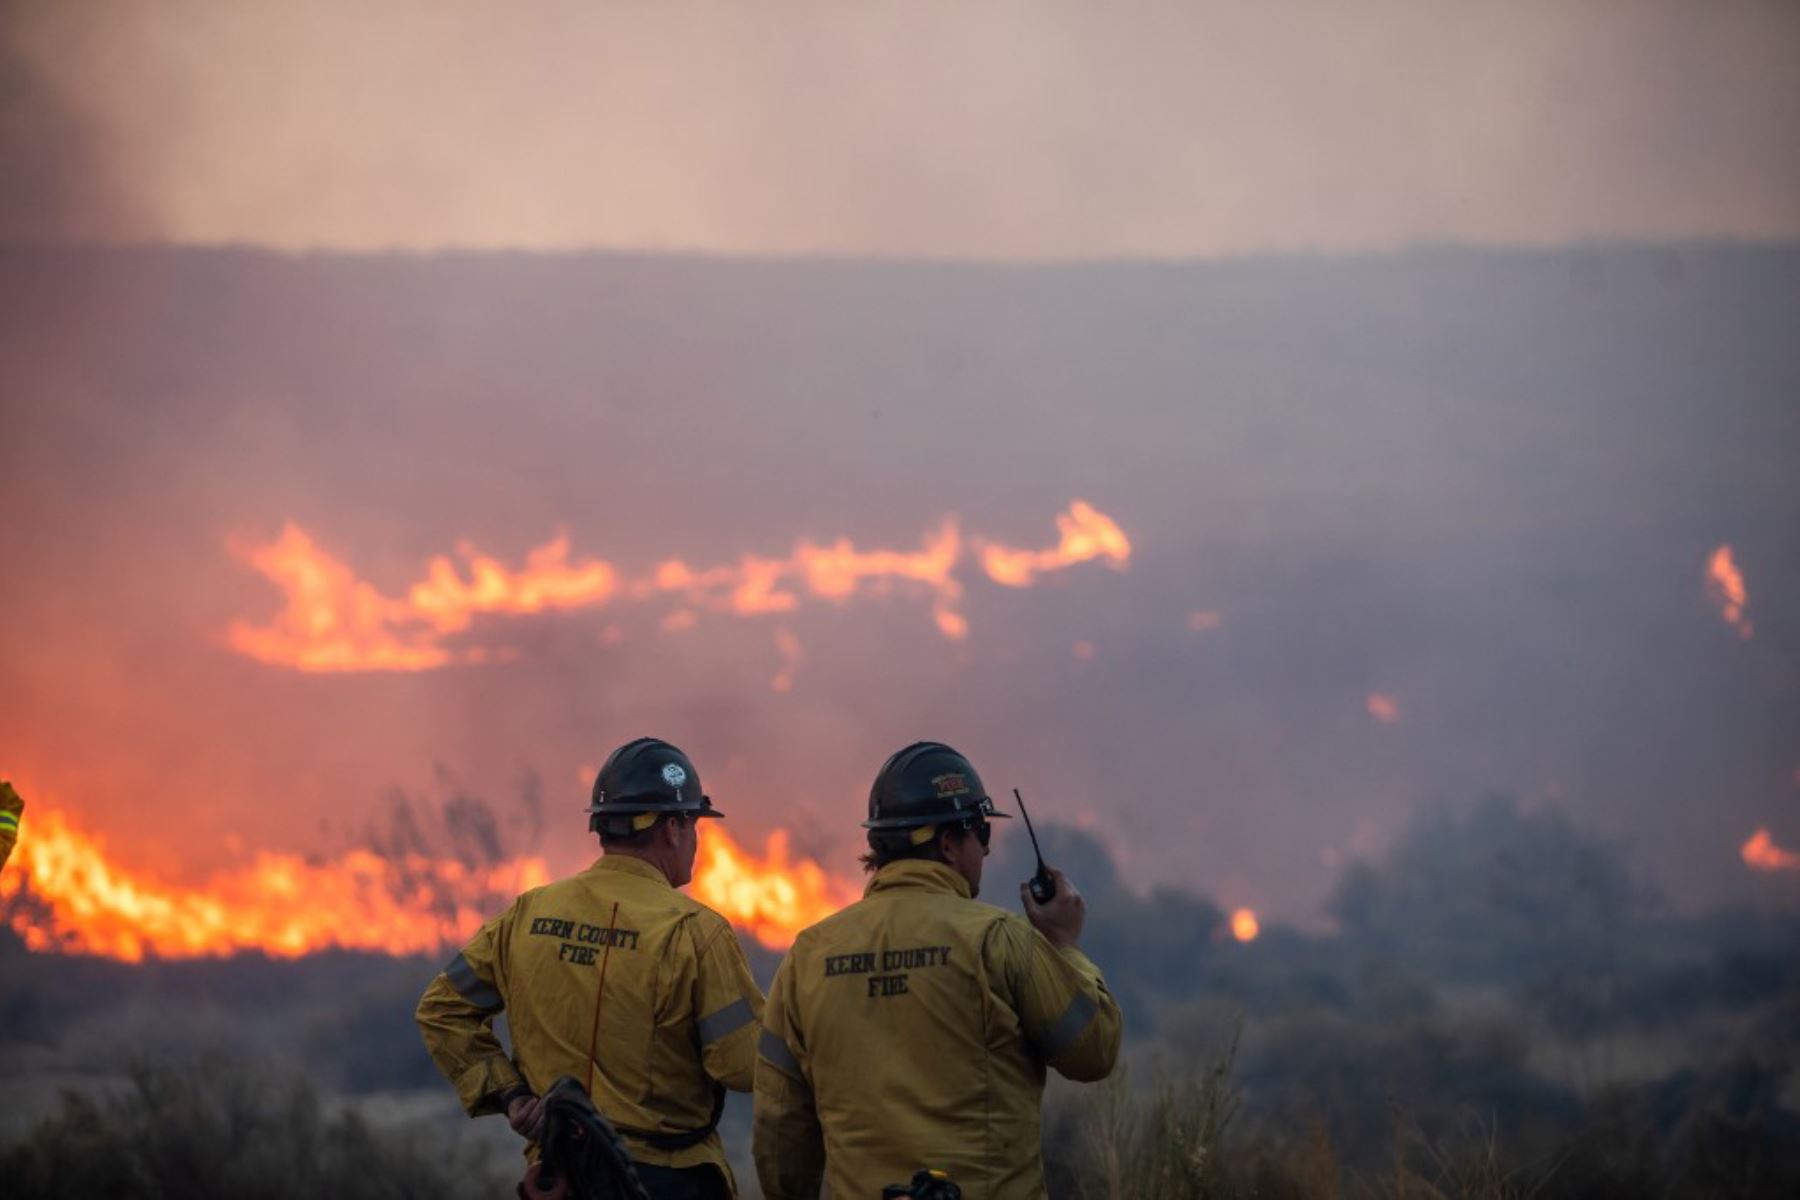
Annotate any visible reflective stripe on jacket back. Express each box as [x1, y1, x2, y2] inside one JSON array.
[[764, 859, 1120, 1199]]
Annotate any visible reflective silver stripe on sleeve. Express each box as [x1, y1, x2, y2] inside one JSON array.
[[697, 997, 755, 1045], [1039, 992, 1098, 1059], [759, 1028, 802, 1077], [443, 952, 504, 1012]]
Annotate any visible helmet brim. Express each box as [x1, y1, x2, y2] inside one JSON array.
[[587, 795, 724, 819], [861, 796, 1011, 830]]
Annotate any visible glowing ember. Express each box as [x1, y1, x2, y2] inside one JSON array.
[[1, 807, 550, 961], [1706, 544, 1753, 639], [769, 627, 802, 693], [1366, 693, 1401, 724], [1230, 907, 1260, 942], [230, 502, 1130, 672], [980, 500, 1132, 588], [933, 607, 970, 640], [690, 825, 860, 950], [1741, 828, 1800, 872]]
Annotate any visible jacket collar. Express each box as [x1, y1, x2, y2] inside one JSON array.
[[590, 853, 674, 889], [866, 858, 973, 900]]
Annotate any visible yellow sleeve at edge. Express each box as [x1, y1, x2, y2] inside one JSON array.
[[752, 954, 826, 1200], [415, 908, 524, 1115]]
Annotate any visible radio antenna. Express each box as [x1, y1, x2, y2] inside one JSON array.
[[1012, 788, 1057, 904]]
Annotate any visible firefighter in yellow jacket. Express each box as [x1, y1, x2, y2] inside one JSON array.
[[753, 741, 1122, 1200], [0, 781, 23, 873], [417, 738, 764, 1199]]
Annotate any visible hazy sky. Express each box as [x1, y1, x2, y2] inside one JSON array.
[[5, 0, 1799, 256]]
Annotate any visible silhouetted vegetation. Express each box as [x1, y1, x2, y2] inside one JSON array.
[[4, 797, 1798, 1196], [1011, 798, 1800, 1196], [0, 1052, 509, 1200], [1044, 1021, 1800, 1198]]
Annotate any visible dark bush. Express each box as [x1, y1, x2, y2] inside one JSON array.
[[0, 1052, 508, 1200]]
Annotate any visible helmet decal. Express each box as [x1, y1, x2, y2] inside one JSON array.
[[865, 743, 1005, 831], [588, 738, 722, 830]]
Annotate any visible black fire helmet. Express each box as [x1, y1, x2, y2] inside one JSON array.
[[863, 741, 1012, 831], [586, 737, 722, 835]]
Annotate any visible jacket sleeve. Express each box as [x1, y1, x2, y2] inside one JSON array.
[[688, 912, 766, 1092], [415, 905, 525, 1115], [0, 782, 21, 874], [752, 953, 826, 1200], [987, 914, 1123, 1082]]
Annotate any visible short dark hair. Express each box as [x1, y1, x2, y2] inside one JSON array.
[[859, 820, 979, 873], [598, 811, 685, 849]]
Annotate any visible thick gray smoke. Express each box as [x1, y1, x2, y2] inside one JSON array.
[[2, 243, 1796, 920], [0, 1, 143, 241], [1, 1, 1797, 254]]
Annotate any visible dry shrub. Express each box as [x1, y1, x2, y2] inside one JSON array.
[[0, 1051, 508, 1200]]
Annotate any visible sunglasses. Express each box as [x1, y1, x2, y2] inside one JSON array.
[[957, 816, 992, 847]]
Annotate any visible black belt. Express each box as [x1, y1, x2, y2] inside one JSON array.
[[615, 1084, 726, 1152]]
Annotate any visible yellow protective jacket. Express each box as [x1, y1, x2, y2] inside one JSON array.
[[416, 854, 764, 1186], [0, 782, 22, 873], [753, 859, 1122, 1200]]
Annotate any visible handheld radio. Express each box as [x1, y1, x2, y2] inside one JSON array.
[[1012, 788, 1057, 904]]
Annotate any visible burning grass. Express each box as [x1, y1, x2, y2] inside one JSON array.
[[1, 800, 854, 959]]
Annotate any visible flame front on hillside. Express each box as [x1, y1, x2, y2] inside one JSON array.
[[1, 807, 550, 960], [1, 806, 856, 959], [229, 502, 1132, 673], [979, 501, 1132, 587]]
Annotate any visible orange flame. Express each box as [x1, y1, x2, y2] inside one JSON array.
[[1706, 544, 1753, 639], [1, 807, 550, 961], [227, 525, 450, 672], [413, 535, 618, 630], [1365, 693, 1401, 724], [690, 825, 860, 950], [231, 503, 1130, 672], [1230, 907, 1260, 942], [1741, 828, 1800, 872], [2, 806, 860, 960], [980, 500, 1132, 588]]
